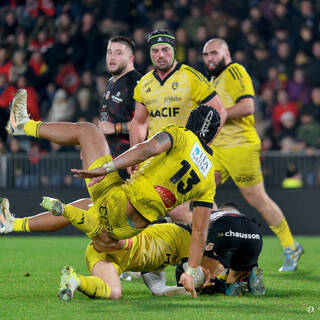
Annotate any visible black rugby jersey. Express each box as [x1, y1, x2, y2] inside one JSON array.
[[99, 70, 141, 157]]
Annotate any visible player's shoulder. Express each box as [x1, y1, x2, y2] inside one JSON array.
[[126, 69, 142, 82], [225, 62, 250, 80], [125, 70, 142, 90], [161, 124, 188, 144], [139, 69, 155, 83], [161, 123, 182, 134], [180, 64, 209, 82]]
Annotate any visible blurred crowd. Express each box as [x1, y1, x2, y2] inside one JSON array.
[[0, 0, 320, 159]]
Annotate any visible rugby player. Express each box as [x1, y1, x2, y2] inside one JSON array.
[[129, 29, 227, 222], [4, 89, 220, 296], [0, 200, 265, 300], [202, 38, 303, 272]]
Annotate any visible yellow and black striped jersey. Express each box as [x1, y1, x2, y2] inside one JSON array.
[[133, 63, 217, 138], [210, 62, 260, 147], [123, 124, 216, 222]]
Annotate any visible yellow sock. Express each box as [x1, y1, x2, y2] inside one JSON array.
[[24, 120, 43, 138], [270, 219, 296, 250], [63, 205, 102, 238], [13, 218, 30, 232], [78, 275, 110, 299]]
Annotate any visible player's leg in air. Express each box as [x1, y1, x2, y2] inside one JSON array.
[[5, 89, 116, 244], [0, 197, 91, 234]]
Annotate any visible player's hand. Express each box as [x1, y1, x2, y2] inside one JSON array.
[[199, 268, 213, 289], [179, 272, 197, 298], [71, 167, 106, 186], [127, 164, 139, 175], [98, 121, 115, 135]]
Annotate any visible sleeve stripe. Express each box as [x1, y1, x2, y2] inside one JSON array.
[[233, 66, 243, 79], [235, 95, 254, 103], [193, 201, 213, 208], [228, 69, 236, 80], [200, 91, 217, 104], [163, 131, 174, 150], [230, 67, 240, 80]]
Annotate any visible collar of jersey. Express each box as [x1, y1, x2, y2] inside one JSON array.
[[213, 61, 236, 79], [152, 62, 182, 85], [109, 69, 137, 84]]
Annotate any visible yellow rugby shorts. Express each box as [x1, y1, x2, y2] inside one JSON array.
[[212, 144, 263, 188], [86, 155, 143, 240]]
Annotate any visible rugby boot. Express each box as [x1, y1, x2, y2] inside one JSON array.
[[58, 265, 80, 301], [279, 242, 304, 272], [41, 196, 65, 216], [6, 89, 29, 136], [0, 198, 14, 234]]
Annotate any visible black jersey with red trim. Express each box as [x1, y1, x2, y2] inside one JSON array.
[[99, 70, 141, 157]]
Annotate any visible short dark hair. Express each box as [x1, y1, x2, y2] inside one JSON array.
[[109, 36, 136, 55]]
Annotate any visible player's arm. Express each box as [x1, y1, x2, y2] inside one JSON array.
[[225, 97, 254, 119], [71, 131, 172, 182], [98, 120, 132, 135], [206, 94, 227, 129], [179, 205, 211, 297], [225, 64, 255, 119], [130, 101, 149, 146]]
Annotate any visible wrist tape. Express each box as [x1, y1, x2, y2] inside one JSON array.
[[102, 161, 116, 173]]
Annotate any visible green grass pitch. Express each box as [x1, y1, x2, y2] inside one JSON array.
[[1, 236, 319, 320]]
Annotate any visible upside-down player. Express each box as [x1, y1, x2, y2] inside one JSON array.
[[4, 89, 221, 296]]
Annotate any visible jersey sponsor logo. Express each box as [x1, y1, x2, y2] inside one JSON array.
[[190, 142, 212, 178], [225, 230, 261, 240], [235, 174, 255, 183], [172, 82, 178, 90], [154, 185, 176, 208], [100, 111, 108, 121], [164, 96, 182, 103], [145, 99, 157, 105], [111, 95, 123, 103], [149, 107, 180, 118], [143, 79, 153, 87]]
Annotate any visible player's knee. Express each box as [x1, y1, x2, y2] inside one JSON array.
[[243, 189, 269, 209], [109, 287, 122, 300]]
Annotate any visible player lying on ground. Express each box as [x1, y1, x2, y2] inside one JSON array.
[[143, 202, 265, 297], [0, 200, 265, 300], [5, 89, 222, 295]]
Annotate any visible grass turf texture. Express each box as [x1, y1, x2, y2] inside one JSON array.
[[1, 236, 319, 320]]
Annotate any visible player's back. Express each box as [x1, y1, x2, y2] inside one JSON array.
[[126, 223, 191, 272], [123, 124, 215, 222]]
